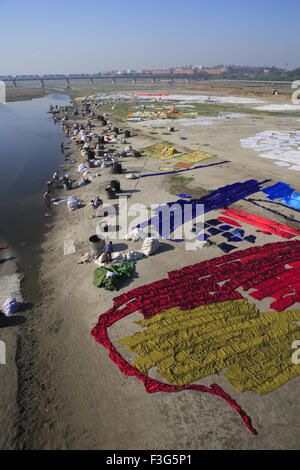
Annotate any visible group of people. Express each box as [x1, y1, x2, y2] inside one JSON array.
[[48, 97, 129, 260]]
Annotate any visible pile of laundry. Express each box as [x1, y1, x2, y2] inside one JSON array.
[[94, 234, 160, 267], [93, 261, 136, 291], [2, 297, 19, 316], [67, 196, 79, 211]]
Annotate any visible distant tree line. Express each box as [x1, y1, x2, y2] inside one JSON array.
[[216, 65, 300, 81]]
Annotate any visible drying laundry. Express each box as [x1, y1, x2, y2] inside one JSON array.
[[91, 240, 300, 436], [257, 230, 273, 235], [227, 236, 243, 242], [245, 198, 300, 224], [232, 228, 245, 238], [158, 166, 175, 172], [137, 179, 269, 240], [174, 150, 216, 163], [254, 104, 300, 111], [139, 161, 229, 178], [139, 143, 175, 160], [243, 235, 256, 244], [207, 227, 222, 236], [219, 225, 233, 231], [222, 233, 243, 242], [222, 208, 300, 239], [181, 113, 247, 127], [241, 131, 300, 170], [119, 299, 300, 395], [217, 216, 241, 227], [217, 242, 236, 253], [206, 219, 222, 226], [262, 182, 295, 200], [280, 192, 300, 211], [175, 162, 194, 169]]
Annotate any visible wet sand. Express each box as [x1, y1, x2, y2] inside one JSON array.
[[1, 85, 299, 450]]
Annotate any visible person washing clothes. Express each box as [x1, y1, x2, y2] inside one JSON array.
[[53, 170, 60, 182]]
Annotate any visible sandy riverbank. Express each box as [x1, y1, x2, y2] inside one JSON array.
[[2, 85, 300, 450]]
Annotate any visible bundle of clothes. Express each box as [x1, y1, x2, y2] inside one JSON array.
[[67, 196, 79, 211], [93, 261, 136, 291]]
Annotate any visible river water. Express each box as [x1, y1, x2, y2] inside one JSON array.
[[0, 93, 71, 298]]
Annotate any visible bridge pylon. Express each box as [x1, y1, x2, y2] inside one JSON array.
[[65, 77, 71, 89], [112, 77, 116, 84], [40, 78, 45, 88]]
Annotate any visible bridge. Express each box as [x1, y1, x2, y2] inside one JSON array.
[[0, 74, 293, 89]]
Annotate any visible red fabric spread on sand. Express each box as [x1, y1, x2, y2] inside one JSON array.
[[91, 240, 300, 436], [256, 230, 273, 235], [217, 216, 242, 227], [222, 208, 300, 239]]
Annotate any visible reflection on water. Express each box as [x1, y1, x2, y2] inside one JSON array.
[[0, 94, 70, 286]]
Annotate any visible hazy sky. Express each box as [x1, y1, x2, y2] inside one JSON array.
[[0, 0, 299, 75]]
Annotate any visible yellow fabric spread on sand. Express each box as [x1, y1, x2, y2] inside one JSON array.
[[174, 150, 216, 163], [140, 145, 215, 162], [139, 144, 170, 159], [118, 300, 300, 394]]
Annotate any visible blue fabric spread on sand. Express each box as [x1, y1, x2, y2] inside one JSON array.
[[244, 235, 256, 244], [228, 236, 243, 242], [137, 179, 269, 240], [207, 227, 222, 236], [280, 192, 300, 210], [219, 225, 233, 231], [232, 228, 245, 237], [221, 232, 242, 242], [221, 232, 234, 239], [246, 198, 300, 215], [245, 198, 300, 224], [206, 219, 222, 226], [262, 182, 294, 200], [218, 242, 236, 253]]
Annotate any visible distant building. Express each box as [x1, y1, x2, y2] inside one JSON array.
[[173, 68, 196, 75], [202, 66, 228, 75]]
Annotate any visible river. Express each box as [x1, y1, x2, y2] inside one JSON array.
[[0, 93, 71, 299]]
